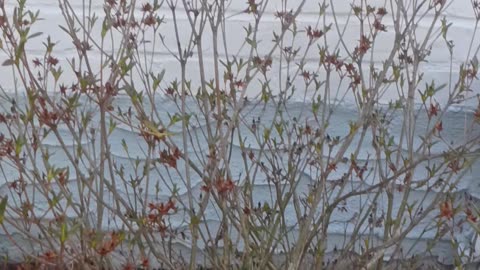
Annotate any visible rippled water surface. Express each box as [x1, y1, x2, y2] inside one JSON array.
[[1, 93, 479, 264]]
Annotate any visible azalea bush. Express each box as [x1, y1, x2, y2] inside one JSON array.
[[0, 0, 479, 269]]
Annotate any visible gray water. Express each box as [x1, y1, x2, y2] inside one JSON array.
[[0, 92, 479, 265]]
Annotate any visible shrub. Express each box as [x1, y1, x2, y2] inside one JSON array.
[[0, 0, 479, 269]]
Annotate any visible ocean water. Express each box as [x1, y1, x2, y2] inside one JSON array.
[[0, 92, 479, 265]]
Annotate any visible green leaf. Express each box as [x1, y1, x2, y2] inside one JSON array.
[[349, 121, 358, 135], [274, 122, 283, 136], [15, 136, 25, 156], [190, 215, 200, 227], [47, 167, 55, 182], [261, 83, 269, 103], [144, 120, 174, 139], [246, 38, 256, 49], [151, 70, 165, 91], [14, 37, 26, 66], [262, 202, 271, 212], [440, 17, 452, 40], [49, 194, 60, 208], [108, 118, 116, 135], [122, 139, 128, 152], [0, 197, 7, 224], [2, 59, 14, 66], [60, 222, 68, 243], [51, 67, 63, 82], [169, 113, 182, 125], [263, 128, 271, 141], [101, 18, 109, 39], [28, 32, 43, 39]]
